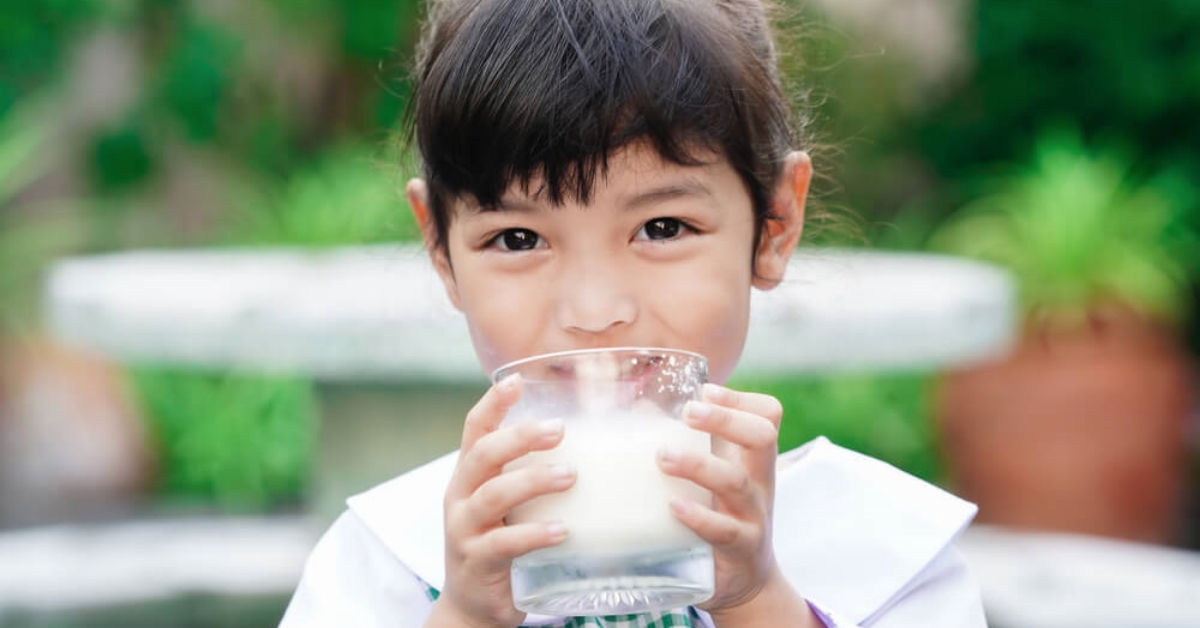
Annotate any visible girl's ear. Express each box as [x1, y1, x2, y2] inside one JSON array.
[[407, 179, 462, 310], [752, 151, 810, 290]]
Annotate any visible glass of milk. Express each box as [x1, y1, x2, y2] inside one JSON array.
[[494, 347, 714, 616]]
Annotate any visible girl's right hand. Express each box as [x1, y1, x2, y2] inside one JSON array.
[[426, 375, 576, 628]]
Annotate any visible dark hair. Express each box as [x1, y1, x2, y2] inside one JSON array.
[[409, 0, 801, 255]]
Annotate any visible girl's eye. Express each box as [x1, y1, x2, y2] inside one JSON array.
[[492, 228, 543, 251], [637, 217, 686, 241]]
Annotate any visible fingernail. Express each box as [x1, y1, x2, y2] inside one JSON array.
[[686, 401, 711, 419], [702, 383, 724, 401], [499, 374, 521, 392], [670, 499, 691, 515], [537, 418, 564, 436], [550, 463, 574, 480], [546, 522, 568, 540], [658, 446, 681, 464]]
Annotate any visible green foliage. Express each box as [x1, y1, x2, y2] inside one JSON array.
[[132, 367, 317, 511], [804, 0, 1200, 261], [88, 119, 156, 192], [157, 21, 243, 142], [932, 129, 1198, 324], [0, 0, 100, 114], [0, 93, 89, 334], [862, 204, 941, 252], [0, 220, 88, 334], [734, 372, 942, 483], [919, 0, 1200, 182], [0, 93, 54, 201], [233, 143, 420, 246], [2, 0, 422, 209], [338, 0, 419, 60]]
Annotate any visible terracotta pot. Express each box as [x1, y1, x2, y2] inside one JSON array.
[[0, 337, 156, 526], [936, 305, 1195, 545]]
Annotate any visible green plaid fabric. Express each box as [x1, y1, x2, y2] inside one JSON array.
[[425, 587, 700, 627], [525, 609, 698, 627]]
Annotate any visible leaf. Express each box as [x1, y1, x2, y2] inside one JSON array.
[[931, 126, 1198, 322]]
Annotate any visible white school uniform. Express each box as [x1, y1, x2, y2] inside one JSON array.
[[280, 437, 988, 627]]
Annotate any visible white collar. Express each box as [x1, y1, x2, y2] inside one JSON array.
[[347, 437, 976, 625]]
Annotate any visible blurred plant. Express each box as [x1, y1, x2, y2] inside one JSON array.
[[797, 0, 1200, 266], [0, 93, 89, 335], [233, 142, 420, 246], [735, 372, 941, 483], [919, 0, 1200, 188], [863, 203, 941, 251], [1, 0, 422, 241], [0, 0, 100, 115], [932, 128, 1199, 327], [132, 367, 317, 511], [157, 20, 242, 144], [0, 95, 53, 200]]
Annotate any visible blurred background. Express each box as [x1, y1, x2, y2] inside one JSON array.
[[1, 0, 1199, 626]]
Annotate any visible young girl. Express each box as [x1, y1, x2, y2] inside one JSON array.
[[281, 0, 987, 626]]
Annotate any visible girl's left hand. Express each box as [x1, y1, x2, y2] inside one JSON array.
[[656, 383, 789, 615]]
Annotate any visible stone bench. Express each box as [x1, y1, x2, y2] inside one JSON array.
[[43, 245, 1017, 380], [957, 525, 1200, 627], [0, 516, 312, 623]]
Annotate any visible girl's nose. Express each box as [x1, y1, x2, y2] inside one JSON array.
[[555, 260, 638, 335]]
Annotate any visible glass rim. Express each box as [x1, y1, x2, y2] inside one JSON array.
[[491, 346, 707, 383]]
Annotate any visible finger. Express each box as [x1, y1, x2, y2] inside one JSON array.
[[684, 400, 778, 451], [668, 499, 754, 549], [703, 384, 784, 428], [657, 447, 758, 518], [466, 521, 569, 571], [466, 464, 576, 530], [451, 418, 565, 498], [461, 375, 523, 452]]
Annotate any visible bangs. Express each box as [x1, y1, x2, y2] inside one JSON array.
[[412, 0, 792, 217]]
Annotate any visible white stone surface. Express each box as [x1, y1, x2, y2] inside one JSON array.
[[958, 525, 1200, 628], [0, 517, 314, 612], [44, 245, 1016, 380], [743, 247, 1016, 375]]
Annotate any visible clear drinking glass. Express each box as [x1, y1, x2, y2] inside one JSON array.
[[493, 347, 714, 616]]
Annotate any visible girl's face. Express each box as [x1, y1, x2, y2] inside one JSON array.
[[410, 143, 810, 384]]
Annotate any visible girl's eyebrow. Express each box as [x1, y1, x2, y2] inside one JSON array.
[[620, 178, 715, 210], [490, 197, 539, 213], [476, 177, 716, 215], [459, 196, 538, 216]]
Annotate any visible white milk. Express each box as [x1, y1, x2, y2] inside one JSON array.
[[506, 412, 711, 557]]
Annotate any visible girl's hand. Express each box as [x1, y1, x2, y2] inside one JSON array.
[[426, 376, 577, 628], [656, 383, 802, 619]]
